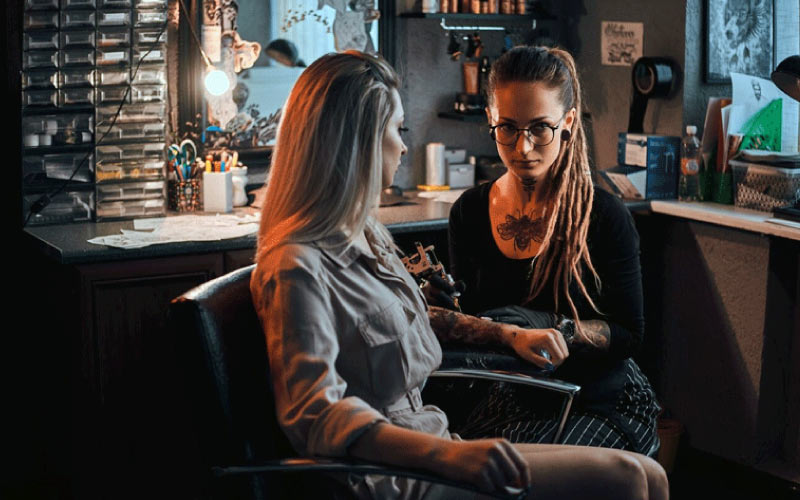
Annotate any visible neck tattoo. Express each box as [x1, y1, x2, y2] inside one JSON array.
[[521, 178, 537, 203], [497, 208, 547, 252]]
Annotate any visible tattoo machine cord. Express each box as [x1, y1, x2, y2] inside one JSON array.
[[23, 19, 169, 228]]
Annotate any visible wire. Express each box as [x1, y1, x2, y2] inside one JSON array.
[[24, 18, 170, 228]]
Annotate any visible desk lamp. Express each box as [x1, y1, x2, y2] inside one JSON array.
[[770, 55, 800, 219]]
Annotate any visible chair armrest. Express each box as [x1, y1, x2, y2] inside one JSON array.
[[430, 369, 580, 397], [433, 345, 582, 444], [213, 458, 529, 500]]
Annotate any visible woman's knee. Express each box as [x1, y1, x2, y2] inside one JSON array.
[[607, 453, 649, 500], [638, 455, 669, 500]]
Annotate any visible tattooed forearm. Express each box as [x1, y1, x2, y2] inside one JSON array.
[[575, 319, 611, 351], [428, 306, 509, 345]]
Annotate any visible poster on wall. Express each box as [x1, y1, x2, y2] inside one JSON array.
[[601, 21, 643, 66], [705, 0, 774, 83]]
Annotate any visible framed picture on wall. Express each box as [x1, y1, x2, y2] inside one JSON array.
[[705, 0, 774, 83]]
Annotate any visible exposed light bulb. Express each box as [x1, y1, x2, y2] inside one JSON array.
[[204, 69, 230, 96]]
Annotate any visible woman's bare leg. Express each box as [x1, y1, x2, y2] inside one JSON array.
[[513, 443, 668, 500]]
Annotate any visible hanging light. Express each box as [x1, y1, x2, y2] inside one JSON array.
[[204, 68, 230, 96], [178, 0, 231, 96]]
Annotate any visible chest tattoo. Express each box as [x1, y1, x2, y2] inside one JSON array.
[[497, 209, 547, 251]]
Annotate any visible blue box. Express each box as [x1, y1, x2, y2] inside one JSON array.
[[616, 133, 680, 200]]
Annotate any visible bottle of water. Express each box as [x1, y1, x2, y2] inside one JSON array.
[[679, 125, 702, 201]]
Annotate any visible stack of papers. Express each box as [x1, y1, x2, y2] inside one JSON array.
[[88, 213, 260, 249], [736, 149, 800, 168]]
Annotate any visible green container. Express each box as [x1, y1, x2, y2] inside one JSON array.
[[711, 171, 733, 204]]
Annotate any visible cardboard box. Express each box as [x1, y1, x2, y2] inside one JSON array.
[[615, 133, 680, 199]]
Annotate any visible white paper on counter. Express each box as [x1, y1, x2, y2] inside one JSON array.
[[416, 189, 467, 204], [731, 72, 799, 153], [88, 213, 260, 249]]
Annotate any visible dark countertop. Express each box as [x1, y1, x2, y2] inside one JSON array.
[[24, 196, 456, 265], [23, 193, 651, 265]]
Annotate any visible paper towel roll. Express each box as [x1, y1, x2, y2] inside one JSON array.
[[426, 142, 446, 186]]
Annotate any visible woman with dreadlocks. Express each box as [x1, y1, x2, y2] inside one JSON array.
[[427, 46, 661, 456]]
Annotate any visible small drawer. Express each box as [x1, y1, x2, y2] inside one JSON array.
[[95, 159, 164, 182], [98, 0, 132, 7], [60, 48, 94, 67], [133, 44, 166, 64], [24, 31, 59, 50], [97, 47, 130, 66], [97, 28, 131, 47], [134, 0, 167, 8], [61, 0, 97, 9], [23, 152, 94, 187], [97, 180, 165, 201], [96, 198, 165, 220], [96, 67, 130, 86], [97, 85, 132, 104], [23, 90, 59, 108], [134, 9, 167, 27], [24, 50, 58, 69], [96, 142, 164, 162], [22, 113, 94, 144], [24, 190, 95, 225], [61, 30, 95, 48], [131, 84, 165, 103], [97, 121, 165, 143], [23, 70, 59, 90], [60, 68, 95, 87], [133, 28, 167, 46], [25, 0, 59, 10], [131, 64, 166, 85], [24, 11, 59, 30], [61, 10, 96, 29], [97, 10, 132, 27], [97, 102, 165, 126], [59, 87, 94, 106]]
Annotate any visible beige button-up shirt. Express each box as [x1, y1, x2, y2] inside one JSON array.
[[250, 218, 447, 461]]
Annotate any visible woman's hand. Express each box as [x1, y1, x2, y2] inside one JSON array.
[[433, 438, 531, 494], [503, 324, 569, 370]]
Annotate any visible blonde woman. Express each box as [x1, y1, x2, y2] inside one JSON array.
[[438, 46, 661, 456], [251, 50, 668, 500]]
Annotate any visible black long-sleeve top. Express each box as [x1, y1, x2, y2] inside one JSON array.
[[448, 181, 645, 386]]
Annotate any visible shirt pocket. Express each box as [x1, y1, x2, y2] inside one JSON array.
[[358, 300, 412, 399]]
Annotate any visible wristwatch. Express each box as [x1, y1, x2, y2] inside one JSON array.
[[556, 315, 577, 345]]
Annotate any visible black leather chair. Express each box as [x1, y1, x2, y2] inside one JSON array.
[[169, 265, 580, 500]]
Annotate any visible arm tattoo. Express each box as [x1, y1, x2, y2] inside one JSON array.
[[428, 306, 507, 345], [575, 319, 611, 351], [496, 209, 547, 251]]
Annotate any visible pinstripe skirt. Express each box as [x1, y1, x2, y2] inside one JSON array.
[[454, 358, 661, 455]]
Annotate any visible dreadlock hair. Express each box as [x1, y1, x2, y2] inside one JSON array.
[[486, 45, 602, 329]]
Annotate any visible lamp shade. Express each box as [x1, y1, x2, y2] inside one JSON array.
[[771, 55, 800, 102]]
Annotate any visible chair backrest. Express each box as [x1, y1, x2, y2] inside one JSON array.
[[170, 264, 295, 499]]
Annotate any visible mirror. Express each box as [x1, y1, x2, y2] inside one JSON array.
[[197, 0, 381, 154]]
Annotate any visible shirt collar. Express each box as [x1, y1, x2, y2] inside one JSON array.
[[315, 218, 388, 268]]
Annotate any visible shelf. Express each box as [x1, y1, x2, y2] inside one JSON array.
[[399, 13, 536, 20], [437, 111, 486, 122]]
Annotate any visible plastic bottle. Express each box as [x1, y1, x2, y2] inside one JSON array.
[[679, 125, 702, 201]]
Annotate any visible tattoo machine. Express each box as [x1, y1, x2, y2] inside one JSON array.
[[401, 241, 464, 312]]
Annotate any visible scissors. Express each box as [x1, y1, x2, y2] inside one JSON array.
[[168, 139, 197, 180]]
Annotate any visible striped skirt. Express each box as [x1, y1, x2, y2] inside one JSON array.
[[454, 358, 661, 455]]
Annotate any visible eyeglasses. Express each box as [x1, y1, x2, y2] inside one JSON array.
[[488, 116, 565, 147]]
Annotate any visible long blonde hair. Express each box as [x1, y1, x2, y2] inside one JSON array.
[[486, 46, 601, 322], [256, 51, 400, 260]]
